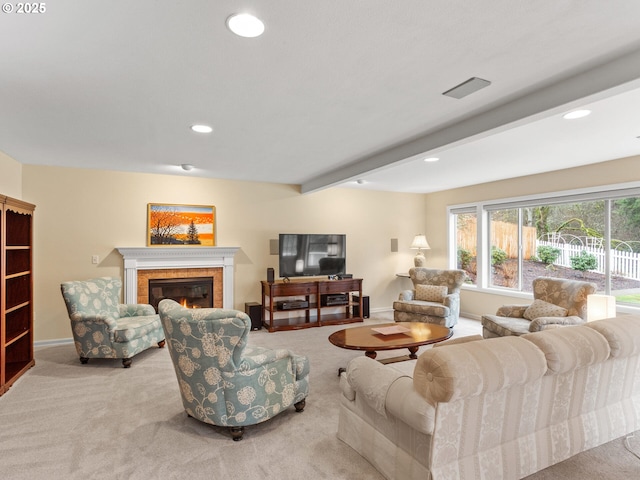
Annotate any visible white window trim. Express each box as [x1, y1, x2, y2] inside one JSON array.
[[448, 180, 640, 309]]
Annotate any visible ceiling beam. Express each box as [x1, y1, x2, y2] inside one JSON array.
[[301, 48, 640, 194]]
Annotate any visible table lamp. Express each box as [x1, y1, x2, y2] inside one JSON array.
[[411, 234, 430, 267], [587, 294, 616, 322]]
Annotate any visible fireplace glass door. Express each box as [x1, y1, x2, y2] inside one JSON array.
[[149, 277, 213, 311]]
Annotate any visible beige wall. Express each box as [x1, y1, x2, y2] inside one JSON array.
[[424, 155, 640, 318], [21, 165, 426, 341], [6, 154, 639, 341], [0, 150, 22, 198]]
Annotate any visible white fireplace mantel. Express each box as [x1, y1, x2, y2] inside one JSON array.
[[116, 247, 240, 308]]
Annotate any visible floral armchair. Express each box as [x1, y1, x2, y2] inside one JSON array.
[[481, 277, 598, 338], [158, 299, 310, 441], [393, 268, 467, 328], [60, 277, 165, 367]]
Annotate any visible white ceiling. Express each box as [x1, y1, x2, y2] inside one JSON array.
[[1, 1, 640, 194]]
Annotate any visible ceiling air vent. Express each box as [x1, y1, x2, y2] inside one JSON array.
[[442, 77, 491, 99]]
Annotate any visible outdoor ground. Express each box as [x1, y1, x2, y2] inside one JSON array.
[[468, 259, 640, 295]]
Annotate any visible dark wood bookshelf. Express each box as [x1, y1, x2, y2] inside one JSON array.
[[1, 195, 35, 396]]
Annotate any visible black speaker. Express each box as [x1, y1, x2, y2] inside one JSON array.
[[352, 295, 370, 318], [267, 267, 274, 283], [245, 302, 262, 330]]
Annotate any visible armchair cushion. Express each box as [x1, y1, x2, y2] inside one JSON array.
[[415, 284, 448, 302], [523, 299, 568, 321], [393, 301, 448, 318]]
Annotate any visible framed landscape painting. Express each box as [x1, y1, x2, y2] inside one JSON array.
[[147, 203, 216, 246]]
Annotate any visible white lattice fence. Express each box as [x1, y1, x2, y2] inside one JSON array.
[[537, 241, 640, 280]]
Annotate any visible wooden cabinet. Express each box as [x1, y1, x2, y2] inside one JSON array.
[[1, 195, 35, 396], [261, 278, 363, 332]]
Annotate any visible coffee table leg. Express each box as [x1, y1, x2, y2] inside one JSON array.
[[408, 346, 419, 359], [365, 351, 377, 360]]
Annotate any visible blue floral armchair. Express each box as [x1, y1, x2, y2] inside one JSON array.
[[60, 277, 165, 367], [158, 299, 310, 441]]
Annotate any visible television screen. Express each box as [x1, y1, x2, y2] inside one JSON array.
[[279, 234, 346, 278]]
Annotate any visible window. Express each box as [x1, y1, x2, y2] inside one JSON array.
[[450, 187, 640, 307], [454, 210, 477, 285]]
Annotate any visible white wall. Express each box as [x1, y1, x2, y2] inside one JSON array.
[[22, 165, 426, 341]]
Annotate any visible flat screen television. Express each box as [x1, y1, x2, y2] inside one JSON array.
[[279, 234, 346, 278]]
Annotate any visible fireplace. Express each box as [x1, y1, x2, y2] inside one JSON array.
[[149, 277, 213, 311], [117, 247, 239, 309]]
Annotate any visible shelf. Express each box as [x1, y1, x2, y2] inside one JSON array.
[[261, 278, 363, 332], [1, 195, 35, 396]]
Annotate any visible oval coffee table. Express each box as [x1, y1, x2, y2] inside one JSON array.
[[328, 322, 452, 368]]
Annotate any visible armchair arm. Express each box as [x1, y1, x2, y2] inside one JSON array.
[[119, 303, 156, 317], [68, 313, 117, 344], [69, 312, 117, 330], [496, 304, 529, 317], [239, 346, 297, 371], [529, 315, 586, 332], [398, 289, 415, 301]]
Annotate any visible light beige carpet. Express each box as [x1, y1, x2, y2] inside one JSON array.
[[0, 315, 639, 479]]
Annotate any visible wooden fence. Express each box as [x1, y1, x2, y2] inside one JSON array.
[[457, 218, 537, 258]]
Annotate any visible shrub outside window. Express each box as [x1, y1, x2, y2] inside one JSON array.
[[451, 190, 640, 307]]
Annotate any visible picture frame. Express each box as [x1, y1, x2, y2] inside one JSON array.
[[147, 203, 216, 246]]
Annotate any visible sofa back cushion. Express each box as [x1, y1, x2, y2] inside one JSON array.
[[413, 336, 546, 404], [523, 326, 610, 374], [415, 284, 448, 302], [585, 315, 640, 358]]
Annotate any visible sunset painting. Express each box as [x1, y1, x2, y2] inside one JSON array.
[[147, 204, 216, 246]]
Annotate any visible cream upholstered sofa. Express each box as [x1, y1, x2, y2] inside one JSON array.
[[482, 277, 597, 338], [337, 316, 640, 480], [393, 268, 467, 328]]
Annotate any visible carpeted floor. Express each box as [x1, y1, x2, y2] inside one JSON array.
[[1, 313, 639, 479]]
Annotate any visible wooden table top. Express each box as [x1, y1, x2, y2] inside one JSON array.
[[328, 322, 452, 352]]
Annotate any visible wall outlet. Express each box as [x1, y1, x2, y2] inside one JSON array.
[[92, 255, 99, 264]]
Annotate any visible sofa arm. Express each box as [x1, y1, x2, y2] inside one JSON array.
[[398, 289, 415, 301], [386, 376, 435, 435], [528, 315, 585, 332], [345, 356, 409, 417], [496, 304, 529, 317]]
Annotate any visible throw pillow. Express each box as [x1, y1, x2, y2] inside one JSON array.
[[523, 299, 568, 321], [415, 284, 448, 303]]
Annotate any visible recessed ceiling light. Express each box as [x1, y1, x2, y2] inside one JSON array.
[[423, 157, 439, 162], [227, 13, 265, 38], [181, 164, 195, 171], [563, 109, 591, 120], [356, 179, 366, 185], [191, 124, 213, 133]]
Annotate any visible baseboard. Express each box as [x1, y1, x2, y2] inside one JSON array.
[[35, 337, 74, 348]]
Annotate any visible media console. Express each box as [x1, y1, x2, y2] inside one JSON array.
[[261, 278, 363, 332]]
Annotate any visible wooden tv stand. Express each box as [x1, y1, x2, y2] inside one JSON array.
[[261, 278, 363, 332]]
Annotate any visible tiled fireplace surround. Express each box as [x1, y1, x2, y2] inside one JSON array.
[[117, 247, 239, 309]]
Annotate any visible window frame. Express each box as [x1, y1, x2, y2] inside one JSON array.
[[448, 181, 640, 313]]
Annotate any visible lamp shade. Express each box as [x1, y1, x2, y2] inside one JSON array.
[[410, 235, 430, 250], [587, 294, 616, 322]]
